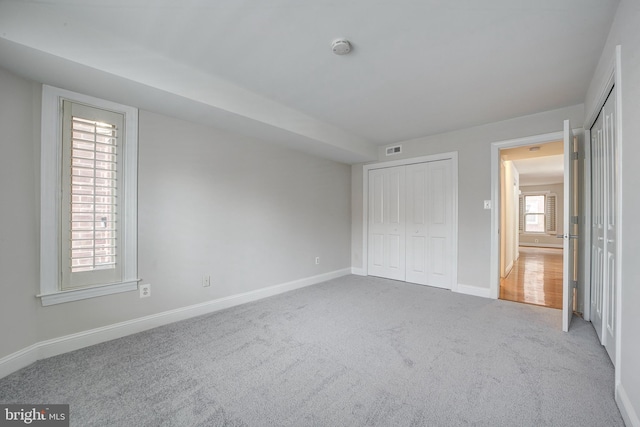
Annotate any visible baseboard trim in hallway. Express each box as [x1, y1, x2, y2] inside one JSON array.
[[0, 268, 351, 379], [617, 383, 640, 427]]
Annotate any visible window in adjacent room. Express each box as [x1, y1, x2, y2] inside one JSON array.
[[519, 193, 557, 234]]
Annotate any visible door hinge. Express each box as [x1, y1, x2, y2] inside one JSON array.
[[572, 216, 579, 224], [572, 152, 579, 160], [572, 280, 578, 289]]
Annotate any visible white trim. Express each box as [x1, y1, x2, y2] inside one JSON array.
[[39, 85, 139, 305], [361, 152, 459, 291], [0, 268, 351, 379], [504, 261, 514, 277], [519, 242, 563, 249], [351, 267, 366, 276], [38, 280, 140, 306], [40, 86, 62, 302], [617, 383, 640, 427], [613, 45, 623, 385], [490, 130, 581, 300], [582, 128, 592, 322], [585, 62, 616, 132], [520, 190, 552, 195], [455, 283, 491, 299], [0, 344, 40, 381]]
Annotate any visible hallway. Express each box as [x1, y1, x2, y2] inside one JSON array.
[[500, 246, 563, 309]]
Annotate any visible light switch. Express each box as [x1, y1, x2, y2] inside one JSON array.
[[483, 200, 492, 210]]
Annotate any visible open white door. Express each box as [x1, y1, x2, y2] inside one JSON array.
[[562, 120, 575, 332]]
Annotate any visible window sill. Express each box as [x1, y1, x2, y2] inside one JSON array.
[[37, 280, 140, 306], [520, 232, 555, 235]]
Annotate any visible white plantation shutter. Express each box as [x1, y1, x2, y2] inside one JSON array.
[[40, 85, 138, 305], [545, 194, 557, 234], [61, 101, 124, 289], [519, 195, 524, 232]]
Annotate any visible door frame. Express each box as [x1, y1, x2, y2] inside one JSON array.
[[361, 151, 459, 291], [489, 130, 582, 300], [583, 45, 623, 379]]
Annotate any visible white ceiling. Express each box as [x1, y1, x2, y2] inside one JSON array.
[[513, 155, 564, 186], [0, 0, 619, 164]]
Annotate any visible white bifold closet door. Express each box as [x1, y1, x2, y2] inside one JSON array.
[[590, 88, 617, 363], [368, 165, 406, 281], [368, 159, 453, 288]]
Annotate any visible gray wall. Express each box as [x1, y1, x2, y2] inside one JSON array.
[[585, 0, 640, 420], [0, 66, 352, 357], [351, 104, 584, 290], [0, 69, 40, 357]]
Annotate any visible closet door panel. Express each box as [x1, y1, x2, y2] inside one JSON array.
[[426, 160, 453, 288], [406, 163, 428, 284], [368, 166, 406, 281]]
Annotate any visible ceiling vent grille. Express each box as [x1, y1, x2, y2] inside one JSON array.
[[386, 145, 402, 156]]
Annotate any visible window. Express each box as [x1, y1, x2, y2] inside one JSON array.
[[524, 195, 545, 232], [39, 86, 138, 306], [519, 193, 557, 234]]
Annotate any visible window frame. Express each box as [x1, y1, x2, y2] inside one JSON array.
[[39, 85, 139, 306], [519, 191, 557, 235]]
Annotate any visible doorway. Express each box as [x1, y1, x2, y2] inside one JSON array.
[[490, 124, 579, 332], [499, 141, 565, 309]]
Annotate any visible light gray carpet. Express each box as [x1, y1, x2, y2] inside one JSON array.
[[0, 275, 623, 426]]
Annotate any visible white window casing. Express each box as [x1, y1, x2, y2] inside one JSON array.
[[39, 85, 139, 306]]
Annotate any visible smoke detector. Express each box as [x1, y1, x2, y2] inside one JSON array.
[[332, 39, 352, 55]]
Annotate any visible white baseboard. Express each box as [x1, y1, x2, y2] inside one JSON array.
[[456, 283, 491, 299], [504, 261, 514, 277], [0, 344, 40, 381], [351, 267, 366, 276], [0, 268, 351, 379], [617, 382, 640, 427], [519, 243, 563, 249]]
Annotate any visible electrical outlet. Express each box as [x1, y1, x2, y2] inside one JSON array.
[[315, 257, 320, 265], [139, 284, 151, 298], [203, 275, 211, 287]]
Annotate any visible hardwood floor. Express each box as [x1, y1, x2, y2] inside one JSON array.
[[500, 246, 563, 309]]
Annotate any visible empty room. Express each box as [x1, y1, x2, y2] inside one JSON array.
[[0, 1, 639, 426]]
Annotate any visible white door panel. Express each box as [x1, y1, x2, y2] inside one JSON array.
[[369, 160, 453, 289], [589, 88, 617, 364], [406, 163, 428, 285], [371, 234, 384, 267], [602, 90, 617, 362], [409, 236, 426, 272], [591, 112, 604, 341], [368, 166, 406, 281], [426, 161, 452, 288]]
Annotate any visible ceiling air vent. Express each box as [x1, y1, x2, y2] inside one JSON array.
[[386, 145, 402, 156]]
